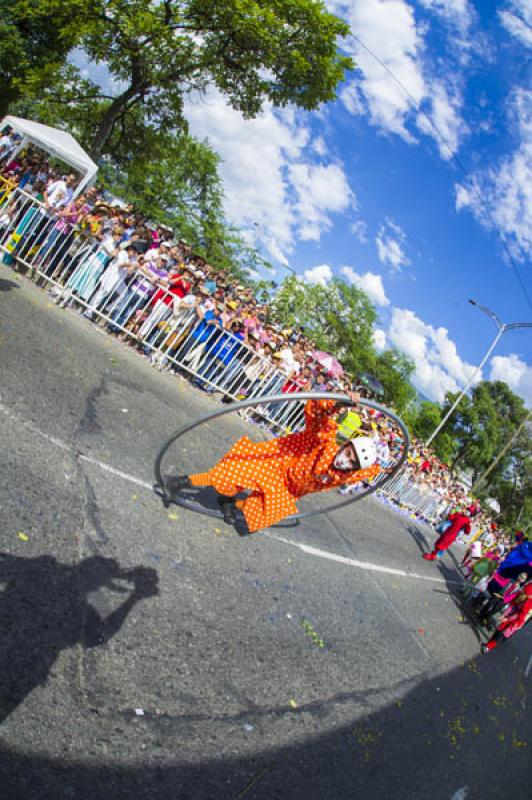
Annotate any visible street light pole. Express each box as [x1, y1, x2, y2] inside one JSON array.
[[425, 300, 532, 447]]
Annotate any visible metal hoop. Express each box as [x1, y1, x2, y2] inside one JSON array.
[[153, 392, 410, 523]]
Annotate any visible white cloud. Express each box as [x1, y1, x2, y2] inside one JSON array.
[[373, 328, 387, 351], [375, 218, 410, 271], [387, 307, 479, 401], [288, 162, 354, 242], [185, 90, 353, 264], [416, 79, 468, 160], [498, 1, 532, 47], [341, 266, 389, 306], [454, 88, 532, 260], [337, 0, 425, 142], [333, 0, 468, 158], [312, 136, 327, 156], [303, 264, 333, 286], [417, 0, 473, 31], [339, 83, 367, 116], [350, 220, 369, 243], [490, 354, 532, 404]]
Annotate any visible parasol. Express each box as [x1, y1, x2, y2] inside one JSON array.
[[312, 351, 344, 377]]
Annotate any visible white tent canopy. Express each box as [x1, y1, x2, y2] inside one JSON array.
[[1, 115, 98, 197]]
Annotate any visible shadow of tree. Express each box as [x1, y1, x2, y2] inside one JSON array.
[[0, 631, 529, 800], [0, 553, 158, 724]]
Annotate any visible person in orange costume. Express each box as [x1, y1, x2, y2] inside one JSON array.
[[164, 396, 382, 532]]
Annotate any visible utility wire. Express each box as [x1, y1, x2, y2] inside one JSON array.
[[350, 33, 532, 311]]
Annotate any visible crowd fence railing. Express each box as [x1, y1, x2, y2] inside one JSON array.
[[1, 183, 443, 523]]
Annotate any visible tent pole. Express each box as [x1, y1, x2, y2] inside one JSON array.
[[8, 136, 29, 162]]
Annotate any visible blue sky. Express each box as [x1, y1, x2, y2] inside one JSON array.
[[77, 1, 532, 404]]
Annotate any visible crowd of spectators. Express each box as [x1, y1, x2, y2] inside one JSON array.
[[0, 134, 358, 406], [0, 130, 519, 536]]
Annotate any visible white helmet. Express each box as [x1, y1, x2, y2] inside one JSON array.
[[352, 437, 377, 469]]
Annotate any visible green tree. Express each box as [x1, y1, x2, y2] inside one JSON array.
[[474, 411, 532, 531], [0, 0, 83, 116], [373, 348, 416, 413], [443, 381, 528, 481], [271, 274, 377, 374], [404, 400, 454, 462], [22, 0, 351, 158], [100, 128, 223, 229]]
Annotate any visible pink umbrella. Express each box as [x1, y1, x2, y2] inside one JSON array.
[[313, 350, 344, 377]]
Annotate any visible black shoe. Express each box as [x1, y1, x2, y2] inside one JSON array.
[[218, 495, 237, 525], [163, 475, 192, 500]]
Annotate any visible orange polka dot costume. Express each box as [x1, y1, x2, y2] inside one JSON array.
[[189, 399, 380, 532]]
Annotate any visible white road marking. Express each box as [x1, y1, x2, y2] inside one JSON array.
[[268, 534, 449, 584], [78, 452, 152, 491], [1, 398, 448, 585], [0, 399, 152, 491]]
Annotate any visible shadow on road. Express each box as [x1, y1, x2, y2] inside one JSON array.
[[0, 277, 19, 292], [0, 553, 158, 724], [157, 485, 300, 533], [406, 523, 431, 554], [0, 630, 529, 800]]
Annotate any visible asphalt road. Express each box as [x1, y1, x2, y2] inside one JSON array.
[[0, 263, 530, 800]]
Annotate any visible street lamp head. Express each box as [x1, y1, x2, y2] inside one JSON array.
[[468, 299, 477, 306]]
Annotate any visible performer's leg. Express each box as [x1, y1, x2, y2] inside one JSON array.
[[481, 629, 504, 654], [163, 474, 193, 497], [190, 473, 243, 523]]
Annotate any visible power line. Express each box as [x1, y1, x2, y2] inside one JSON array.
[[350, 33, 532, 311]]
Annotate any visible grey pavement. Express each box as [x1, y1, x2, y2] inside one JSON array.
[[0, 263, 530, 799]]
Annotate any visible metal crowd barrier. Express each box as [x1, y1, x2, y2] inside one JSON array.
[[1, 183, 446, 520], [377, 467, 447, 522], [0, 185, 305, 433]]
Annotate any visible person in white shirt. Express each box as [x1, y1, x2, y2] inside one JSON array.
[[44, 174, 76, 210], [0, 132, 14, 160], [83, 243, 136, 320], [279, 345, 299, 376]]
